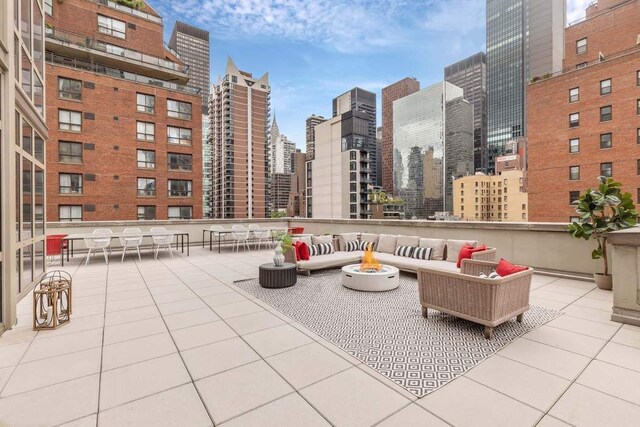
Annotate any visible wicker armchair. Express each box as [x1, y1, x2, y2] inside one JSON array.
[[417, 259, 533, 339]]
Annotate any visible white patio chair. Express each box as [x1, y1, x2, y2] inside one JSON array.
[[151, 227, 174, 259], [249, 224, 271, 250], [210, 225, 228, 244], [231, 225, 251, 252], [119, 227, 143, 262], [84, 229, 112, 265]]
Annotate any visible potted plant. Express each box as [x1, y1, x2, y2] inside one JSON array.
[[568, 176, 637, 290], [272, 232, 293, 266]]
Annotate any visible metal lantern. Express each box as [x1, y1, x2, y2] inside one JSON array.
[[33, 271, 72, 330]]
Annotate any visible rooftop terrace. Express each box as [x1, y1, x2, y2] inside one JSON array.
[[1, 242, 639, 426]]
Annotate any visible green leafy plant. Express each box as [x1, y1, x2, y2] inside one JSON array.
[[116, 0, 145, 10], [568, 176, 637, 275], [279, 233, 293, 253], [269, 211, 287, 218]]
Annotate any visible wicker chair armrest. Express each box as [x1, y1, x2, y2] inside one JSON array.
[[460, 259, 499, 276], [471, 247, 497, 262]]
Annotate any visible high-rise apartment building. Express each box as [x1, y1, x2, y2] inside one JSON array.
[[287, 149, 307, 217], [332, 88, 378, 185], [375, 126, 383, 187], [168, 22, 211, 217], [211, 57, 270, 219], [486, 0, 565, 172], [305, 114, 326, 161], [307, 110, 373, 219], [45, 0, 202, 221], [1, 0, 48, 332], [528, 0, 640, 222], [381, 77, 420, 194], [168, 21, 210, 112], [393, 82, 474, 219], [445, 52, 487, 172]]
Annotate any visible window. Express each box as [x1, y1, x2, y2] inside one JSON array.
[[167, 99, 192, 120], [167, 153, 192, 171], [569, 138, 580, 153], [600, 106, 612, 122], [44, 0, 53, 15], [637, 70, 640, 86], [637, 159, 640, 176], [167, 126, 191, 145], [350, 204, 357, 214], [600, 162, 612, 177], [569, 87, 579, 103], [137, 178, 156, 196], [570, 191, 580, 204], [59, 173, 83, 194], [600, 79, 612, 95], [350, 193, 357, 203], [350, 172, 357, 182], [350, 183, 357, 192], [638, 128, 640, 144], [637, 99, 640, 115], [569, 166, 580, 180], [137, 206, 156, 220], [59, 141, 83, 163], [98, 15, 126, 39], [569, 113, 579, 127], [576, 38, 587, 54], [137, 149, 155, 169], [59, 109, 81, 131], [350, 151, 356, 160], [600, 133, 612, 149], [168, 206, 192, 219], [58, 77, 81, 100], [168, 180, 192, 197], [136, 121, 155, 141], [59, 205, 82, 221], [576, 62, 588, 69], [136, 93, 155, 113]]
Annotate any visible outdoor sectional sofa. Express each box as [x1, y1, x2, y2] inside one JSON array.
[[285, 233, 496, 275]]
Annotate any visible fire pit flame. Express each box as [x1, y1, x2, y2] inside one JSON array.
[[360, 247, 382, 272]]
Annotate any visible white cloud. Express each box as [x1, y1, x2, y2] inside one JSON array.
[[421, 0, 486, 34], [567, 0, 590, 24]]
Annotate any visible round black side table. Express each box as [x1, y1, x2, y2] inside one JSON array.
[[259, 263, 297, 288]]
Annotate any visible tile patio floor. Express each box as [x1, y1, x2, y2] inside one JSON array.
[[1, 246, 639, 426]]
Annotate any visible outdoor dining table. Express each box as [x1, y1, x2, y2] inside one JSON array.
[[60, 230, 190, 266], [202, 227, 288, 253]]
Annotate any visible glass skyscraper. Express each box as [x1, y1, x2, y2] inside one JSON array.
[[393, 82, 474, 219]]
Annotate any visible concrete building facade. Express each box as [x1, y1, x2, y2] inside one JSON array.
[[1, 0, 48, 332], [45, 0, 202, 221], [445, 52, 487, 172], [305, 114, 326, 161], [486, 0, 565, 172], [393, 82, 474, 219], [307, 111, 372, 219], [528, 0, 640, 222], [211, 57, 270, 219], [287, 149, 307, 217], [381, 77, 420, 194]]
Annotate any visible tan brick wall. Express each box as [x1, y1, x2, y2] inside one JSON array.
[[46, 64, 203, 221]]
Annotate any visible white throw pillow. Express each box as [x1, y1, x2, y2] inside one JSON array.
[[419, 238, 446, 260], [446, 240, 478, 263], [312, 235, 333, 245], [377, 234, 397, 254]]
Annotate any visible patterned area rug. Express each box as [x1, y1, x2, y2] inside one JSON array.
[[235, 270, 558, 397]]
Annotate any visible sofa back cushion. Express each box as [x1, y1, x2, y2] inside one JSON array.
[[360, 233, 379, 250], [419, 238, 446, 260], [312, 235, 333, 245], [397, 235, 420, 248], [293, 235, 312, 247], [446, 239, 478, 263], [338, 233, 359, 251], [377, 234, 397, 254]]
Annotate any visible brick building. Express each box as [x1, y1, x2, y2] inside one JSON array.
[[45, 0, 202, 221], [527, 0, 640, 222], [381, 77, 420, 194]]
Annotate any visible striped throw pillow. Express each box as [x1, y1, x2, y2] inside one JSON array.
[[310, 243, 334, 256], [358, 241, 375, 251], [345, 240, 359, 252], [394, 245, 414, 257], [412, 247, 432, 260]]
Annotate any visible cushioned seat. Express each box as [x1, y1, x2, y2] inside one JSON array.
[[297, 251, 362, 270], [375, 253, 459, 273]]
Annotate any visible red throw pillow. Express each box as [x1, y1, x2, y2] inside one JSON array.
[[495, 258, 528, 276], [298, 241, 310, 261], [293, 241, 303, 261], [456, 244, 487, 268]]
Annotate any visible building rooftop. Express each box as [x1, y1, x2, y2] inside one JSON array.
[[0, 245, 637, 425]]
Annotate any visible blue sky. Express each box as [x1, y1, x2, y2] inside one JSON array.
[[150, 0, 588, 149]]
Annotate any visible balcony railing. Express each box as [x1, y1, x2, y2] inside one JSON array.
[[45, 27, 187, 74], [92, 0, 162, 24], [45, 52, 200, 95]]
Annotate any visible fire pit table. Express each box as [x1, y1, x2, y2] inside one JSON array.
[[341, 264, 400, 292]]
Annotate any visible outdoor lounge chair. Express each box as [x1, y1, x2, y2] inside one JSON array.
[[417, 259, 533, 339]]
